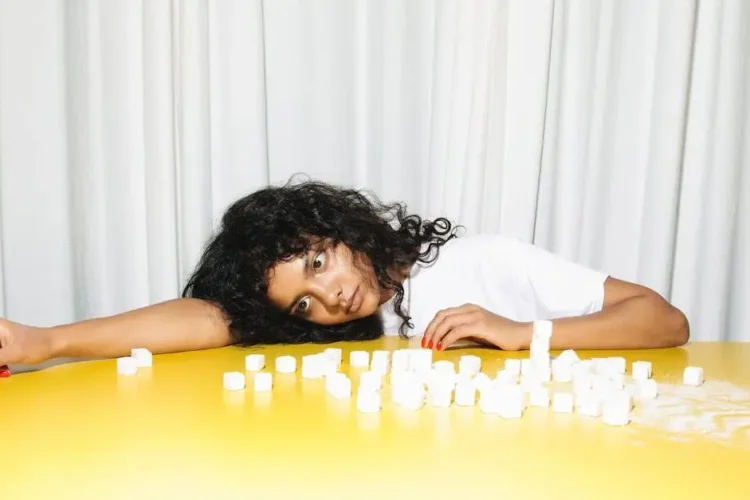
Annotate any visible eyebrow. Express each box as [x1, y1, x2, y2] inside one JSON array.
[[285, 255, 312, 314]]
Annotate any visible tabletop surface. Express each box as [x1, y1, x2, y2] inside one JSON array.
[[2, 338, 749, 500]]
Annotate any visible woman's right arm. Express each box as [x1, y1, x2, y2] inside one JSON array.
[[0, 298, 233, 367]]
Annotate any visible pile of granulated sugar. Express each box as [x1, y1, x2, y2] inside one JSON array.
[[631, 380, 750, 446]]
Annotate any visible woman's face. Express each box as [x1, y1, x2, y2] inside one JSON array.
[[266, 243, 384, 325]]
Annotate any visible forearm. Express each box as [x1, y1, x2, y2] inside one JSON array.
[[49, 298, 233, 358], [518, 294, 689, 350]]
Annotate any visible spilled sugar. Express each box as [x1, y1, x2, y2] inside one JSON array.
[[630, 380, 750, 447]]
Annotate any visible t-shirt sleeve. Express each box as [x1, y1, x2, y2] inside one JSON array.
[[521, 242, 609, 319]]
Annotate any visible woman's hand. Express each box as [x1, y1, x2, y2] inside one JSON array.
[[421, 304, 531, 351], [0, 318, 57, 366]]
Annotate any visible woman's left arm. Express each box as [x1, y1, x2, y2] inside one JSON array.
[[528, 276, 689, 350], [422, 277, 689, 351]]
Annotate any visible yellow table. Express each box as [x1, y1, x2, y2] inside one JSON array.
[[2, 339, 749, 500]]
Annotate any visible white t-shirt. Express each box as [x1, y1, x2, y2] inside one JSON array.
[[378, 234, 609, 337]]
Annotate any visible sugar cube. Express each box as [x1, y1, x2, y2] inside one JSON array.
[[607, 357, 627, 374], [592, 374, 614, 393], [573, 374, 592, 395], [531, 339, 550, 355], [472, 372, 493, 393], [359, 371, 383, 391], [409, 349, 433, 373], [223, 371, 246, 391], [350, 350, 370, 368], [244, 354, 265, 372], [529, 387, 550, 408], [324, 348, 343, 365], [458, 355, 482, 376], [397, 383, 426, 410], [552, 392, 574, 413], [479, 389, 502, 414], [575, 360, 594, 374], [520, 374, 543, 393], [301, 354, 326, 379], [532, 320, 553, 340], [275, 355, 296, 373], [130, 348, 152, 368], [520, 358, 534, 377], [604, 390, 633, 410], [391, 350, 410, 372], [372, 350, 390, 365], [455, 381, 477, 406], [371, 356, 390, 376], [683, 366, 704, 386], [429, 386, 453, 408], [591, 358, 610, 375], [254, 372, 273, 391], [495, 369, 519, 385], [326, 374, 351, 398], [602, 393, 630, 426], [608, 372, 625, 390], [576, 390, 602, 417], [116, 356, 138, 376], [389, 369, 409, 387], [433, 360, 456, 375], [637, 379, 658, 399], [356, 390, 381, 413], [535, 365, 552, 383], [552, 360, 573, 382], [632, 361, 652, 381], [531, 354, 551, 370], [504, 358, 522, 375], [555, 349, 580, 366], [498, 386, 525, 419]]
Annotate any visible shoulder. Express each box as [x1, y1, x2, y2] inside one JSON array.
[[431, 233, 529, 261], [410, 233, 531, 280]]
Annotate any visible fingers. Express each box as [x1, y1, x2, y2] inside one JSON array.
[[432, 326, 484, 351], [0, 347, 10, 366], [430, 312, 481, 351], [439, 328, 490, 351], [422, 304, 478, 348], [0, 326, 10, 348]]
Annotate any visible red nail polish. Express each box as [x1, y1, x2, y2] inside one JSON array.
[[437, 342, 443, 351], [0, 367, 10, 378], [428, 340, 434, 349], [421, 337, 426, 348]]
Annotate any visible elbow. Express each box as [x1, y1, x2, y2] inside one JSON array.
[[659, 301, 690, 348], [673, 306, 690, 346]]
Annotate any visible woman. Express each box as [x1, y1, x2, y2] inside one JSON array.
[[0, 178, 689, 370]]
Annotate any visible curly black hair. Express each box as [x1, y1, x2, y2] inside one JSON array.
[[182, 176, 459, 346]]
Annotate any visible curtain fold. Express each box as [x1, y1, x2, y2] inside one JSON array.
[[0, 0, 747, 341]]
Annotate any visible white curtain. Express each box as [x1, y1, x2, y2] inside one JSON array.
[[0, 0, 747, 342]]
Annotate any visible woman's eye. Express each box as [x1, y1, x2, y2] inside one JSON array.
[[312, 252, 326, 270], [297, 297, 311, 314]]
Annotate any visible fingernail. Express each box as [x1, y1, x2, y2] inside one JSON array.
[[437, 342, 443, 351], [428, 340, 434, 349], [420, 337, 426, 348]]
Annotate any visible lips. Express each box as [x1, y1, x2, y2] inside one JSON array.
[[347, 286, 362, 314]]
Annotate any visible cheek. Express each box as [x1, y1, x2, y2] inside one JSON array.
[[360, 288, 381, 316]]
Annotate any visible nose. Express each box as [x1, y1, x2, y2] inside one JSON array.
[[313, 279, 346, 309]]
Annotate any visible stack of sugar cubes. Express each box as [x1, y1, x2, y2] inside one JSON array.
[[478, 320, 554, 418], [353, 349, 387, 412]]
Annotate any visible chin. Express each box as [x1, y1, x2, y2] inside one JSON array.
[[355, 295, 379, 318]]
